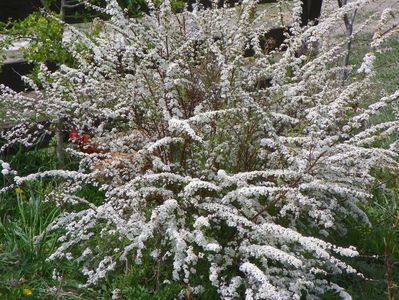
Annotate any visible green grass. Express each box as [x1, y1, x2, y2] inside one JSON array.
[[349, 33, 399, 94], [0, 192, 60, 299]]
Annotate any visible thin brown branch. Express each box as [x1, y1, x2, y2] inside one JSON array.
[[251, 150, 328, 222]]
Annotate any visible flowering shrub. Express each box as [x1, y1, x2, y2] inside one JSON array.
[[1, 0, 399, 298]]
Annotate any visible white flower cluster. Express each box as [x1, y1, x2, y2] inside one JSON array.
[[0, 160, 17, 182], [1, 0, 398, 298], [357, 52, 375, 75], [1, 161, 11, 176], [371, 8, 398, 50]]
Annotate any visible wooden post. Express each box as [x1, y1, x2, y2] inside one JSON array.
[[56, 116, 65, 168], [338, 0, 358, 81], [56, 0, 66, 168]]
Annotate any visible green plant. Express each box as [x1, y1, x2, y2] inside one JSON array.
[[0, 12, 74, 83], [0, 189, 59, 299]]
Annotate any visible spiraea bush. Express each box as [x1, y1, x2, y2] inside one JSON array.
[[1, 0, 399, 298]]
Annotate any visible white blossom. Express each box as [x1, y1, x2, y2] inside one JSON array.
[[357, 53, 375, 75], [0, 0, 398, 298]]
